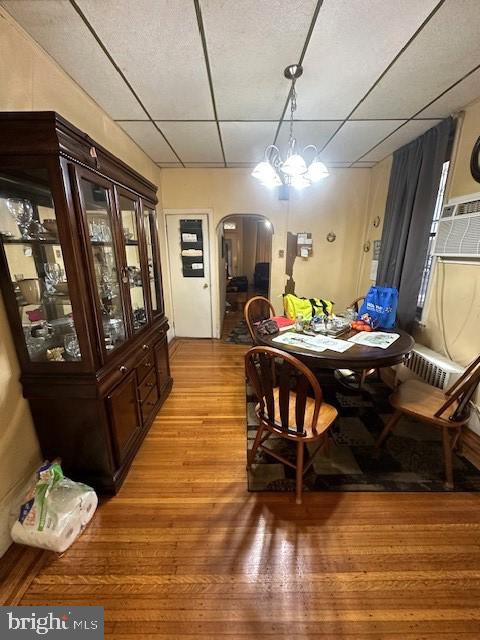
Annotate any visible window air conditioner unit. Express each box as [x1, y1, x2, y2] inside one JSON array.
[[433, 193, 480, 258], [394, 344, 464, 390]]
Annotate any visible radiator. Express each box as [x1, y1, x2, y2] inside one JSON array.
[[395, 344, 464, 390]]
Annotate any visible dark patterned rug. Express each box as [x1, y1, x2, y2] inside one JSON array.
[[247, 376, 480, 492], [224, 319, 253, 345]]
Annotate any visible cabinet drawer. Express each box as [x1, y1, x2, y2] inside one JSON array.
[[138, 369, 157, 403], [137, 353, 155, 383], [141, 384, 159, 423]]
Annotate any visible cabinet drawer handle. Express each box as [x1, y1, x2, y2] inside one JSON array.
[[147, 400, 155, 406], [144, 362, 152, 368], [146, 382, 155, 388], [142, 344, 150, 351], [119, 365, 128, 374]]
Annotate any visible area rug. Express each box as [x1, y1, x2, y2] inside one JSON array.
[[224, 319, 253, 345], [247, 377, 480, 492]]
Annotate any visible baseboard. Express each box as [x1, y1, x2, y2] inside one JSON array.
[[460, 428, 480, 471], [0, 543, 48, 605]]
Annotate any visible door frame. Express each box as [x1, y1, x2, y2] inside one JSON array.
[[163, 209, 215, 338]]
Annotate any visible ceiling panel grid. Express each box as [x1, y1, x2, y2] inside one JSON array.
[[2, 0, 480, 167]]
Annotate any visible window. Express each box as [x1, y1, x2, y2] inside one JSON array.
[[416, 160, 450, 314]]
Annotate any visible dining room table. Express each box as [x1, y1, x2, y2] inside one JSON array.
[[255, 326, 415, 372]]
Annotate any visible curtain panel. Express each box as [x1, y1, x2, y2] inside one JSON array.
[[376, 117, 453, 331]]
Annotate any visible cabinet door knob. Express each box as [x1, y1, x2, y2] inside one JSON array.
[[119, 365, 128, 374], [142, 344, 149, 351]]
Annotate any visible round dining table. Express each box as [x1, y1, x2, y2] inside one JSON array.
[[255, 327, 415, 371]]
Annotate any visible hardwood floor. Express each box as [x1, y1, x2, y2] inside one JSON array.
[[18, 339, 480, 638]]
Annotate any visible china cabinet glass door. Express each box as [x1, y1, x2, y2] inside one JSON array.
[[77, 173, 127, 355], [143, 204, 164, 316], [0, 167, 82, 363], [118, 193, 148, 332]]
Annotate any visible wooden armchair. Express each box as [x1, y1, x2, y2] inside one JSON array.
[[376, 354, 480, 488], [244, 296, 276, 342], [245, 346, 337, 504]]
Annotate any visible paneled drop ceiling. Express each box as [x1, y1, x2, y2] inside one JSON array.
[[3, 0, 480, 169]]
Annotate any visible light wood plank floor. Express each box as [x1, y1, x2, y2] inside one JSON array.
[[20, 339, 480, 638]]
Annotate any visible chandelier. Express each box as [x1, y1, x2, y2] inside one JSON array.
[[251, 64, 329, 190]]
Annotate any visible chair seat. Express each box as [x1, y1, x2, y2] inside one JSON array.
[[391, 379, 466, 427], [256, 388, 337, 440]]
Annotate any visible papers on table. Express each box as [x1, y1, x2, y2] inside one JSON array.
[[348, 331, 400, 349], [272, 331, 353, 353]]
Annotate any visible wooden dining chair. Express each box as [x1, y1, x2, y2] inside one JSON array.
[[376, 354, 480, 488], [244, 296, 276, 342], [245, 346, 338, 504], [349, 296, 365, 313]]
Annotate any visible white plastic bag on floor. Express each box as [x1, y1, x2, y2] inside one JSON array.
[[11, 460, 97, 553]]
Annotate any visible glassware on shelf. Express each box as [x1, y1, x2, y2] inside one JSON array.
[[6, 198, 33, 239], [43, 262, 64, 296], [103, 317, 125, 350], [26, 336, 47, 361], [120, 195, 146, 332], [1, 168, 82, 364], [89, 220, 112, 242], [81, 179, 127, 354], [64, 332, 81, 360], [30, 219, 49, 239]]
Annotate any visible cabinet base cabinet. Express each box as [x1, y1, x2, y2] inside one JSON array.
[[23, 327, 173, 494], [25, 376, 172, 495]]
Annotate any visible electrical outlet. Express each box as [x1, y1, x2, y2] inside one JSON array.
[[278, 249, 285, 258]]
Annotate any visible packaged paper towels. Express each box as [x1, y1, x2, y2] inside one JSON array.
[[11, 460, 97, 553]]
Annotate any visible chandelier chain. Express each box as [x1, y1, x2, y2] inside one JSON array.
[[289, 81, 297, 145]]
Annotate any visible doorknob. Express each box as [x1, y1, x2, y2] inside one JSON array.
[[203, 283, 209, 289]]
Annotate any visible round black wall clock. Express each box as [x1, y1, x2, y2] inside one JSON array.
[[471, 136, 480, 183]]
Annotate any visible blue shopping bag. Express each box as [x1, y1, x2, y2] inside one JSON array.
[[359, 286, 398, 328]]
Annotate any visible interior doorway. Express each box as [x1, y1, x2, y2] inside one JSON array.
[[218, 214, 273, 342]]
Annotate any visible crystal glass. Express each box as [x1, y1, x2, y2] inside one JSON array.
[[64, 332, 81, 360], [7, 198, 33, 239], [44, 262, 63, 296]]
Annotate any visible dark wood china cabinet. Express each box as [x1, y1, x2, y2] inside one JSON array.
[[0, 112, 172, 494]]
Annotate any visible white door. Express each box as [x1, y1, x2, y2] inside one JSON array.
[[166, 213, 212, 337]]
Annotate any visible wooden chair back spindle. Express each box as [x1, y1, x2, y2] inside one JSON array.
[[245, 346, 323, 436], [436, 355, 480, 420]]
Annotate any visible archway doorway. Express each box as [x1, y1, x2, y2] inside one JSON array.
[[217, 214, 273, 342]]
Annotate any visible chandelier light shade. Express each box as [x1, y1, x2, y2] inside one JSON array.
[[252, 64, 329, 190]]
